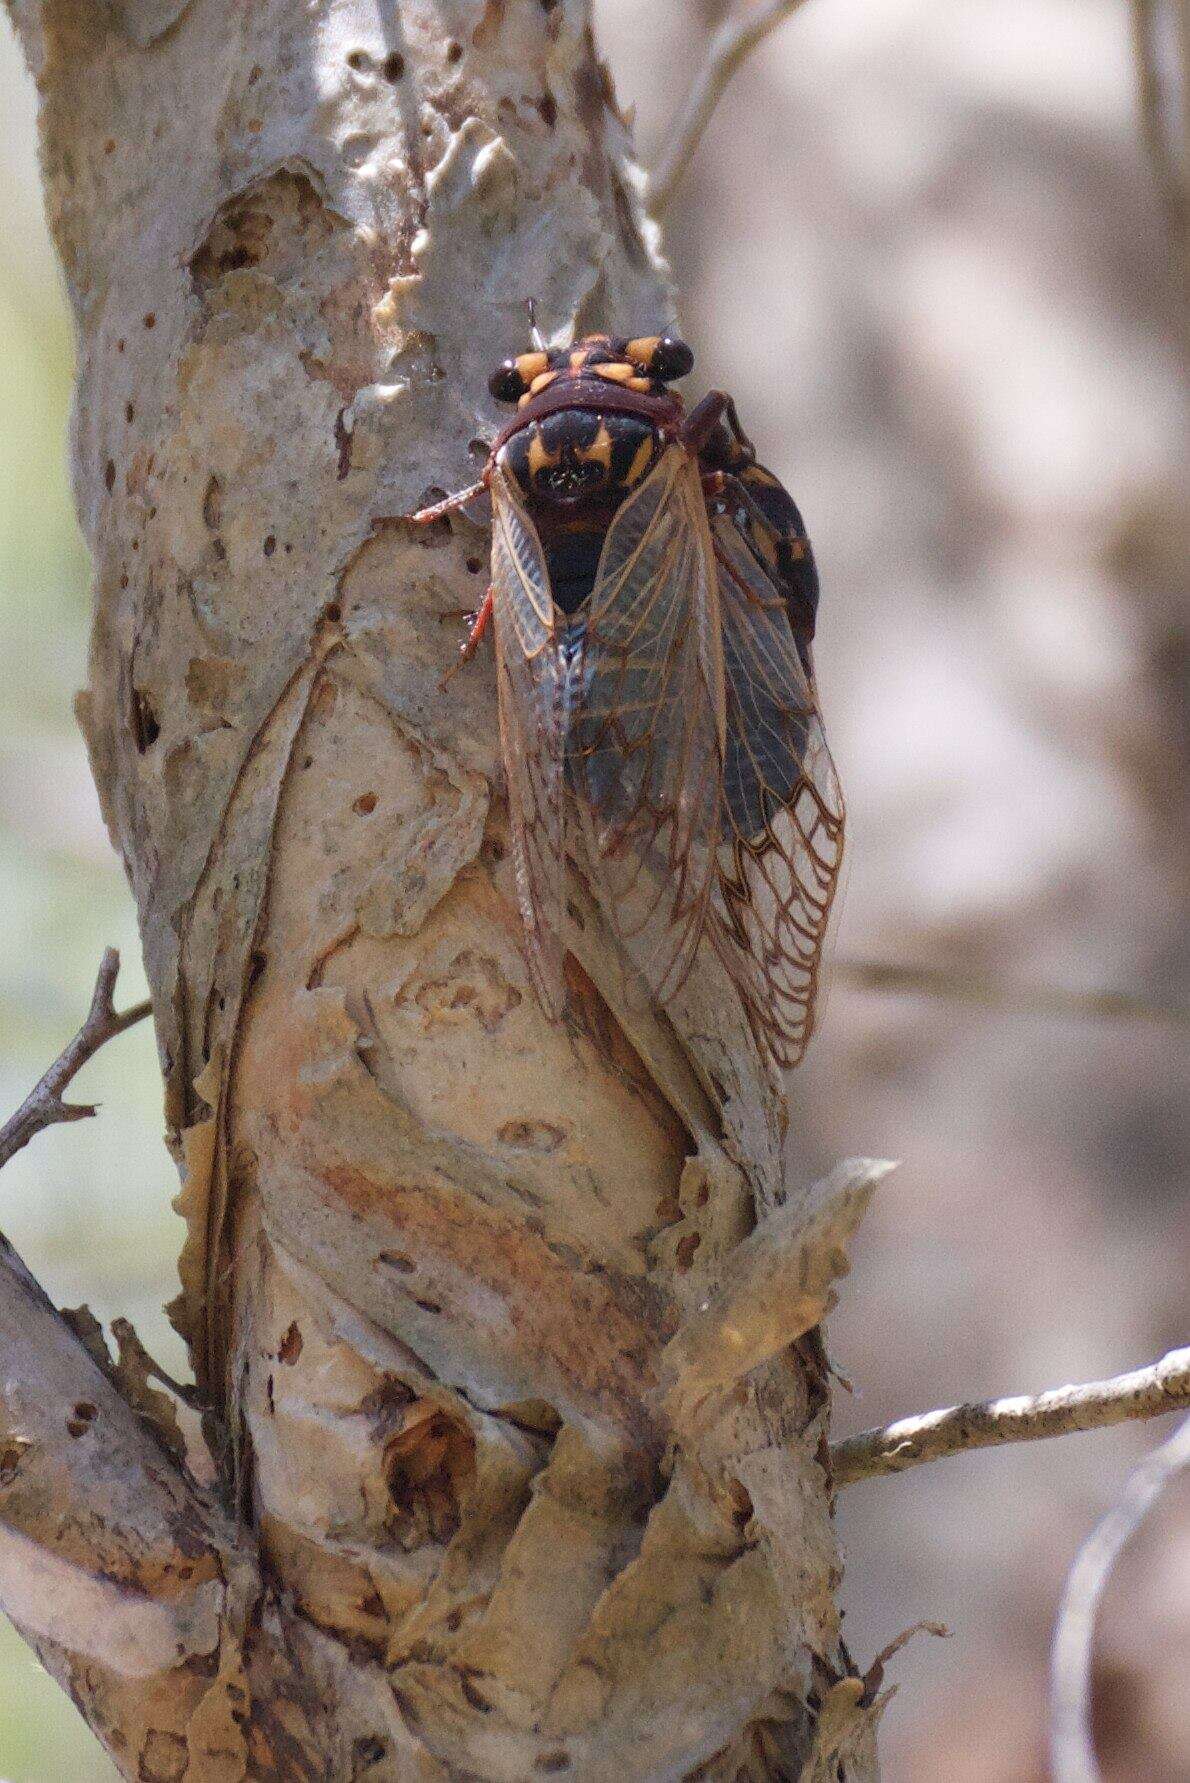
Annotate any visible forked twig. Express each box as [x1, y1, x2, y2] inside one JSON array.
[[1050, 1414, 1190, 1783], [831, 1347, 1190, 1488], [649, 0, 814, 216], [0, 949, 152, 1172]]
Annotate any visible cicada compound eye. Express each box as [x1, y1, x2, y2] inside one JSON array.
[[626, 333, 694, 383], [488, 359, 528, 404], [650, 334, 694, 381]]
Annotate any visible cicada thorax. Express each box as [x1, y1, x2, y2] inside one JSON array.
[[495, 406, 666, 615]]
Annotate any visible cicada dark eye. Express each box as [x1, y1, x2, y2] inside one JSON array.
[[650, 334, 694, 381], [489, 360, 527, 403]]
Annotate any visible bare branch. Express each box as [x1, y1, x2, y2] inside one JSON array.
[[1050, 1413, 1190, 1783], [648, 0, 814, 216], [1129, 0, 1187, 261], [831, 1347, 1190, 1488], [832, 956, 1189, 1028], [0, 948, 151, 1171]]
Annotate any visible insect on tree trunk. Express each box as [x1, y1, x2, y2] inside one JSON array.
[[0, 2, 884, 1775]]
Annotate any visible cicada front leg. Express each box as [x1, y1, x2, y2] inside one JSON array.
[[406, 477, 489, 527]]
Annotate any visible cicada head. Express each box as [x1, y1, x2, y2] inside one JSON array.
[[489, 332, 693, 517], [487, 332, 694, 407]]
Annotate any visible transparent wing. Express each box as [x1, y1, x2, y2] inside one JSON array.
[[570, 448, 726, 1007], [489, 465, 567, 1015], [710, 506, 845, 1067]]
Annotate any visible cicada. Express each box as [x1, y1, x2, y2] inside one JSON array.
[[409, 331, 843, 1068]]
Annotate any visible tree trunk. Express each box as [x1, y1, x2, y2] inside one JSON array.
[[1, 2, 879, 1775]]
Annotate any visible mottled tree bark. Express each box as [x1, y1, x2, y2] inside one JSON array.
[[0, 2, 881, 1775]]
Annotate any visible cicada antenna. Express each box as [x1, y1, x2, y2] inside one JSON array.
[[526, 297, 546, 352]]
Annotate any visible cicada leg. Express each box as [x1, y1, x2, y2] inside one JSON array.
[[681, 389, 757, 460], [440, 586, 494, 688], [406, 478, 489, 526]]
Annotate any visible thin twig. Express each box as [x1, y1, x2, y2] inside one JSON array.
[[1050, 1413, 1190, 1783], [1129, 0, 1187, 260], [831, 1347, 1190, 1488], [0, 949, 152, 1172], [648, 0, 814, 216], [832, 957, 1190, 1028]]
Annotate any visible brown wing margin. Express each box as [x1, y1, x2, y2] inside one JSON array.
[[709, 507, 845, 1069], [569, 448, 727, 1010], [489, 464, 567, 1015]]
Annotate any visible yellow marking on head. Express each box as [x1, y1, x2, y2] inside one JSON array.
[[515, 351, 549, 383], [627, 376, 651, 392], [569, 348, 592, 371], [592, 362, 636, 384], [579, 422, 614, 470], [529, 369, 559, 395], [527, 430, 562, 478], [625, 335, 661, 369], [625, 434, 655, 484], [743, 465, 781, 488], [788, 538, 807, 560]]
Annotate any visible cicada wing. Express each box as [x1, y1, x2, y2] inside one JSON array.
[[489, 465, 568, 1015], [571, 448, 726, 1008], [710, 506, 845, 1068]]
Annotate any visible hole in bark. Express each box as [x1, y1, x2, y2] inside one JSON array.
[[352, 1735, 388, 1770], [353, 791, 378, 815], [382, 51, 405, 81], [380, 1398, 476, 1544], [143, 312, 156, 328], [334, 407, 353, 478], [104, 137, 116, 154], [346, 48, 369, 70], [266, 1374, 275, 1415], [414, 1297, 442, 1316], [131, 687, 160, 752], [537, 91, 558, 129], [247, 949, 267, 989], [325, 601, 342, 623], [263, 533, 276, 556], [0, 1439, 30, 1483], [458, 1673, 492, 1712], [377, 1251, 416, 1274], [202, 475, 223, 530], [446, 39, 463, 63], [535, 1755, 571, 1774], [675, 1231, 702, 1272], [66, 1402, 97, 1438], [104, 459, 116, 492], [278, 1321, 303, 1365], [125, 402, 135, 423]]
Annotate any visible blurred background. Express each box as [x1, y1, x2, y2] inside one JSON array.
[[0, 0, 1185, 1776]]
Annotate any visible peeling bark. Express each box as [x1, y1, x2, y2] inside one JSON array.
[[2, 2, 879, 1775]]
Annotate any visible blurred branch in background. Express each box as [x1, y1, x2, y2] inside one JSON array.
[[1050, 1414, 1190, 1783], [832, 957, 1190, 1029], [648, 0, 813, 215], [0, 949, 150, 1171], [832, 1348, 1190, 1487], [1128, 0, 1188, 275]]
